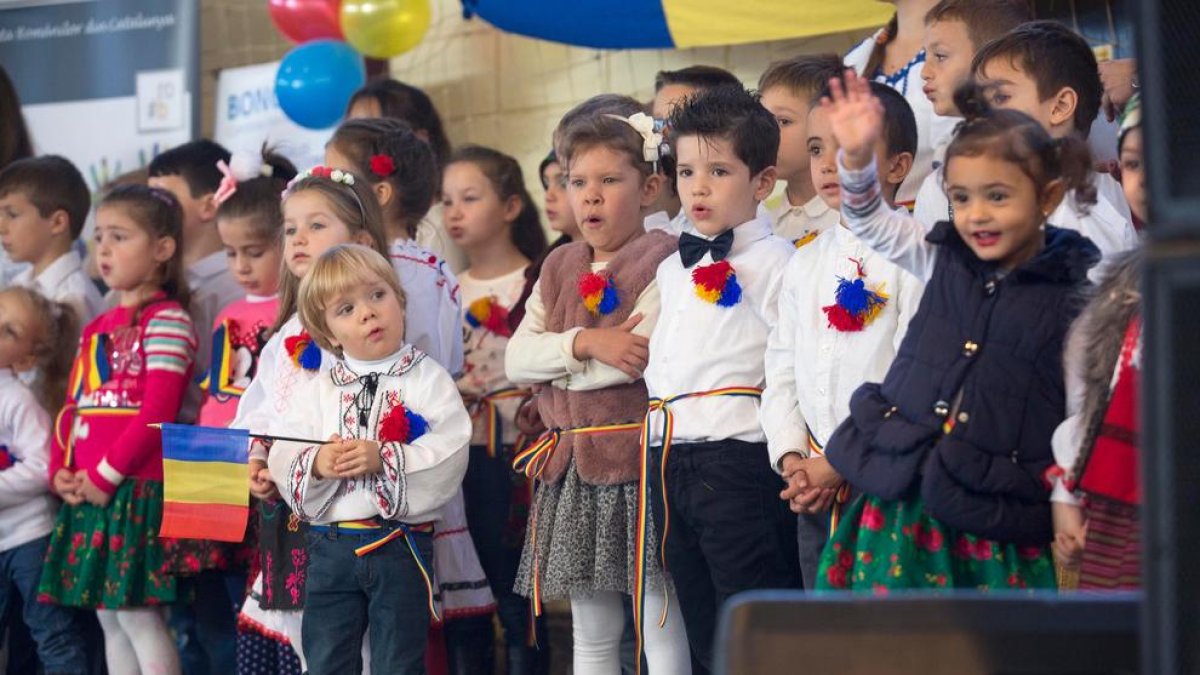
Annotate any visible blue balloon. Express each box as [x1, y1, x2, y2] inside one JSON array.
[[275, 39, 365, 130]]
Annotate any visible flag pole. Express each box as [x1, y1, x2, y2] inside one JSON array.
[[147, 423, 327, 446]]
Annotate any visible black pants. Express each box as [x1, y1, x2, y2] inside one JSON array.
[[648, 440, 801, 674]]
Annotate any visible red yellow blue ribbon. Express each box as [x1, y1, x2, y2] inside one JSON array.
[[633, 386, 762, 675], [199, 320, 245, 398], [70, 334, 111, 400], [511, 420, 644, 629], [803, 427, 851, 536], [471, 387, 529, 458]]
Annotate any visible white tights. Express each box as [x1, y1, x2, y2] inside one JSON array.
[[96, 608, 180, 675], [570, 590, 691, 675]]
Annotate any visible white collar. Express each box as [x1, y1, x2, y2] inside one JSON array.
[[23, 250, 82, 291]]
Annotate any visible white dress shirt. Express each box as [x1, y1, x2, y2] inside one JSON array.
[[457, 266, 527, 446], [12, 250, 103, 325], [644, 212, 794, 445], [770, 194, 841, 245], [761, 219, 924, 470], [0, 370, 57, 552]]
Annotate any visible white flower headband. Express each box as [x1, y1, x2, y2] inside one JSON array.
[[281, 165, 366, 218], [605, 112, 664, 168]]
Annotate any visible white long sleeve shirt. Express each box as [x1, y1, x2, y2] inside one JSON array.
[[0, 370, 57, 551], [644, 213, 793, 445], [505, 263, 661, 392], [12, 250, 103, 325], [761, 220, 924, 470], [267, 346, 470, 525], [232, 314, 334, 463], [391, 237, 464, 377]]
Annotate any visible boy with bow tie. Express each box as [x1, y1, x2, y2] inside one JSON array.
[[642, 85, 800, 673]]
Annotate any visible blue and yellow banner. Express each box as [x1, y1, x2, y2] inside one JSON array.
[[462, 0, 892, 49]]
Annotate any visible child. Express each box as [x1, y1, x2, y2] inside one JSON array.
[[505, 94, 690, 674], [762, 81, 926, 589], [807, 73, 1100, 592], [39, 184, 198, 675], [0, 287, 86, 674], [442, 144, 546, 673], [231, 165, 389, 670], [916, 21, 1139, 262], [328, 108, 494, 673], [346, 79, 468, 274], [644, 85, 799, 672], [1049, 95, 1144, 590], [326, 117, 464, 376], [508, 150, 582, 332], [148, 140, 245, 424], [645, 66, 742, 236], [268, 243, 471, 674], [0, 155, 103, 324], [175, 148, 297, 673], [757, 53, 845, 245], [843, 0, 960, 206]]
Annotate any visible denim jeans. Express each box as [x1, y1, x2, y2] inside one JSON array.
[[302, 525, 434, 675], [0, 536, 87, 675]]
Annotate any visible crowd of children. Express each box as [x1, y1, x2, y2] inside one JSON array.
[[0, 1, 1150, 673]]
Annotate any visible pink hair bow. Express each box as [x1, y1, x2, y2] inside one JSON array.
[[214, 159, 238, 206]]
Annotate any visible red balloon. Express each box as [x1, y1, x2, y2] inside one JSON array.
[[268, 0, 343, 44]]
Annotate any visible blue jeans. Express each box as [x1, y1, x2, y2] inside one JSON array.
[[302, 525, 434, 675], [0, 536, 87, 674]]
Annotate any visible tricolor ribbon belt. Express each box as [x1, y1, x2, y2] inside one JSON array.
[[803, 425, 852, 536], [512, 420, 644, 645], [633, 386, 763, 675], [309, 518, 438, 620], [470, 387, 529, 458], [53, 404, 139, 468]]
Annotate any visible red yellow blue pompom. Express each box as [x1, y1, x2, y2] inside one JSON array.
[[380, 402, 429, 444], [691, 260, 742, 307], [822, 257, 889, 332], [284, 331, 322, 371], [466, 296, 513, 338], [578, 271, 620, 316]]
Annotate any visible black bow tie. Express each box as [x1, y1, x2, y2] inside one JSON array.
[[679, 230, 734, 268]]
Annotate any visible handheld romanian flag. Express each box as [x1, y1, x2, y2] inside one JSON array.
[[159, 423, 250, 542]]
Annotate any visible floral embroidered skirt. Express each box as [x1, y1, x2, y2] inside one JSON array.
[[37, 479, 176, 608], [256, 499, 308, 610], [815, 494, 1056, 593], [515, 457, 664, 600], [161, 506, 258, 577]]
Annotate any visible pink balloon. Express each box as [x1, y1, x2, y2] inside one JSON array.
[[268, 0, 343, 44]]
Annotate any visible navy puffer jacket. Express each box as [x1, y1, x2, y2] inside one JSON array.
[[825, 223, 1100, 545]]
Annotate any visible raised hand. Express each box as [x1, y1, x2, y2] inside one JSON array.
[[822, 69, 885, 171]]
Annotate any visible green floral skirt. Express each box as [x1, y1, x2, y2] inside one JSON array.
[[815, 494, 1055, 593], [37, 479, 176, 609]]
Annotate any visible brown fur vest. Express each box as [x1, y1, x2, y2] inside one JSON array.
[[537, 229, 677, 485]]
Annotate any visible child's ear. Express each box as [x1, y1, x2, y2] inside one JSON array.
[[884, 152, 915, 188], [752, 166, 777, 202], [1039, 177, 1067, 217], [352, 230, 375, 247], [48, 209, 71, 237], [198, 193, 220, 223], [374, 182, 395, 210], [503, 194, 523, 224], [153, 236, 177, 263], [639, 173, 665, 208], [1049, 86, 1079, 131]]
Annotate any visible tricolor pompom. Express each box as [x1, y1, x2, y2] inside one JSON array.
[[0, 445, 12, 471], [380, 403, 429, 444], [578, 271, 619, 316], [821, 258, 889, 332], [284, 331, 322, 371], [691, 260, 742, 307], [466, 297, 512, 337]]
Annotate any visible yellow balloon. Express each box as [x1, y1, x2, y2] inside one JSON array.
[[341, 0, 432, 59]]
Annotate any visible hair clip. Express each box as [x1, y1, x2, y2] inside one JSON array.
[[283, 165, 356, 196], [369, 154, 396, 178], [605, 112, 663, 166]]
